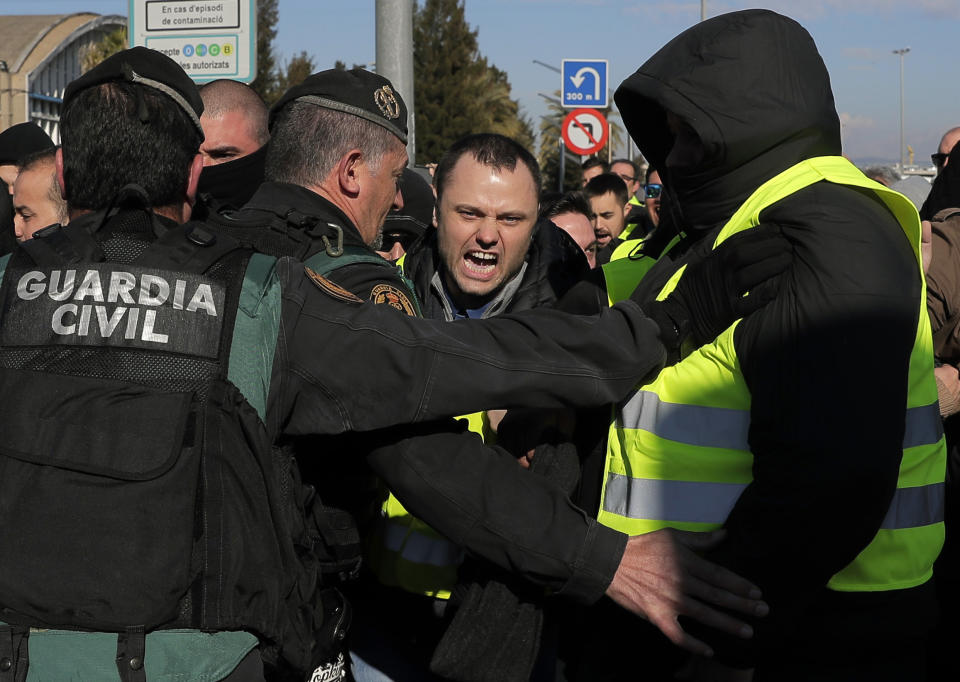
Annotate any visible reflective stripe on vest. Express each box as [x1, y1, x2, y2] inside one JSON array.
[[598, 156, 946, 593]]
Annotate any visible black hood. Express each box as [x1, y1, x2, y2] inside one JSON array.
[[615, 9, 841, 231]]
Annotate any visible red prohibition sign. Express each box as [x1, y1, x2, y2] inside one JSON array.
[[562, 108, 609, 156]]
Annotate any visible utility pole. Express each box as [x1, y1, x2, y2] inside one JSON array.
[[701, 0, 707, 21], [376, 0, 416, 163], [893, 48, 910, 172]]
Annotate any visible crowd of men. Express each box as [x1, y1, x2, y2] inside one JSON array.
[[0, 8, 954, 682]]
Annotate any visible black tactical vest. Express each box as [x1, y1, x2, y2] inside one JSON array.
[[0, 205, 342, 676]]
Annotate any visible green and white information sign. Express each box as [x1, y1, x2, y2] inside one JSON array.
[[128, 0, 257, 83]]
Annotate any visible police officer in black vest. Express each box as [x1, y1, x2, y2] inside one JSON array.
[[0, 48, 791, 681], [208, 68, 419, 312]]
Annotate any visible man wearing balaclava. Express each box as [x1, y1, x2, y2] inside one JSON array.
[[569, 9, 943, 681], [193, 79, 269, 218]]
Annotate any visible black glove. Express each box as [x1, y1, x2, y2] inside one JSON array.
[[640, 224, 791, 357]]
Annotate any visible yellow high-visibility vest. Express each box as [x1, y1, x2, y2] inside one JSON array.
[[599, 156, 945, 591]]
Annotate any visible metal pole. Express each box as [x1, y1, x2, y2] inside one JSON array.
[[701, 0, 706, 21], [376, 0, 416, 163], [893, 48, 909, 171], [558, 136, 565, 192]]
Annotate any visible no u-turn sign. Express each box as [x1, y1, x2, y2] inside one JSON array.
[[561, 108, 609, 156]]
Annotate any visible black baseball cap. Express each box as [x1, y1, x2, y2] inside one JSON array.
[[270, 68, 408, 143], [63, 46, 204, 138], [0, 123, 54, 165], [383, 167, 434, 240]]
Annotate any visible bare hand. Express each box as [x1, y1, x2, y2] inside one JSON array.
[[605, 528, 768, 657], [675, 656, 755, 681]]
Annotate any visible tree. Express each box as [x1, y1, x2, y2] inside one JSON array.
[[80, 27, 127, 73], [413, 0, 532, 164], [270, 51, 316, 101], [537, 93, 581, 193], [250, 0, 279, 103]]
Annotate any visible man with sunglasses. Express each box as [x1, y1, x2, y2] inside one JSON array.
[[644, 167, 663, 229], [619, 166, 664, 245], [933, 126, 960, 174]]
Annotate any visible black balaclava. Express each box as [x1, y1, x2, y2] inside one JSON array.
[[196, 143, 267, 211]]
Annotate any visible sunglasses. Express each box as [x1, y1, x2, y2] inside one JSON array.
[[380, 232, 416, 252], [645, 183, 663, 199], [932, 153, 949, 169]]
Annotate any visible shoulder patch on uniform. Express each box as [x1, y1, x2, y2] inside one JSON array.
[[370, 283, 417, 316], [304, 266, 363, 304]]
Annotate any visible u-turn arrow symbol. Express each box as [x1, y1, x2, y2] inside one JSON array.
[[569, 67, 601, 101]]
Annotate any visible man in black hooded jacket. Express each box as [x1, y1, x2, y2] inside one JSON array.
[[558, 9, 943, 682]]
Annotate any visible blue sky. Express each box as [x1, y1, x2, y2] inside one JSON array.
[[5, 0, 959, 165]]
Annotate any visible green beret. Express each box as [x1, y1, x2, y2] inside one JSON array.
[[270, 68, 408, 144], [63, 46, 204, 138]]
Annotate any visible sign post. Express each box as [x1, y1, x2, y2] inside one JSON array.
[[561, 108, 609, 157], [128, 0, 257, 83], [561, 59, 608, 109]]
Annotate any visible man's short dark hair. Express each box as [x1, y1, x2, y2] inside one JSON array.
[[611, 158, 638, 177], [434, 133, 541, 202], [265, 101, 399, 186], [645, 165, 658, 184], [581, 156, 609, 173], [200, 79, 270, 146], [16, 147, 67, 224], [584, 172, 629, 206], [60, 81, 202, 211], [538, 190, 592, 222], [18, 146, 57, 172]]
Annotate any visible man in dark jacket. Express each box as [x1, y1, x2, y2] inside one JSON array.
[[561, 9, 942, 682]]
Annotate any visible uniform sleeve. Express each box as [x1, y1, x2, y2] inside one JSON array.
[[327, 261, 419, 313], [690, 183, 920, 665], [362, 420, 627, 603], [277, 259, 629, 602], [270, 257, 668, 436]]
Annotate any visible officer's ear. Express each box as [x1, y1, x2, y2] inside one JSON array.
[[55, 147, 66, 200], [180, 153, 203, 222], [185, 153, 203, 205], [336, 149, 363, 199]]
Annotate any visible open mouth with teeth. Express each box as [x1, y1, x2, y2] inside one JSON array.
[[464, 251, 499, 276]]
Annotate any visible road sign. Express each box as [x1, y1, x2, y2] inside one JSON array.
[[562, 59, 608, 108], [562, 108, 609, 156], [128, 0, 257, 83]]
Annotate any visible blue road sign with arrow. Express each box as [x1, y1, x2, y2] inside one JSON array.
[[562, 59, 609, 108]]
